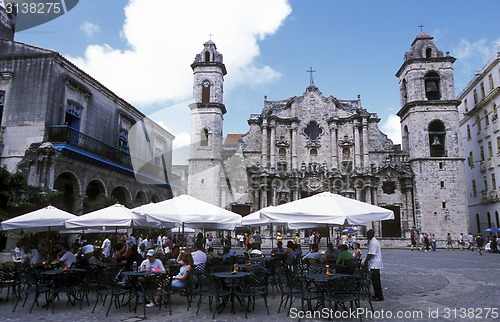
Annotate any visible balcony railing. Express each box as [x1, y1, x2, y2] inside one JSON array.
[[48, 125, 133, 169]]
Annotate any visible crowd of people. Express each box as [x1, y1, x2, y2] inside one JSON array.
[[409, 232, 499, 254]]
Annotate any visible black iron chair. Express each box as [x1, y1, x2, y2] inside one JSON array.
[[134, 273, 172, 318], [13, 268, 50, 313], [91, 266, 131, 316]]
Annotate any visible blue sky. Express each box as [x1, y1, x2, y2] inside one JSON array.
[[14, 0, 500, 164]]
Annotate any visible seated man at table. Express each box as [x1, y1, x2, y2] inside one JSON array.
[[57, 244, 77, 268], [324, 243, 340, 263], [249, 243, 263, 257], [302, 243, 323, 263], [336, 244, 356, 273], [139, 249, 166, 272], [221, 246, 236, 264], [125, 244, 144, 271], [31, 247, 50, 266], [191, 242, 207, 266], [138, 250, 167, 308], [271, 241, 285, 254]]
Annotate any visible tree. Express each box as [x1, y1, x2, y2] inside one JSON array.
[[0, 166, 63, 249]]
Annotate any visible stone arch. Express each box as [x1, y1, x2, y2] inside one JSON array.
[[402, 125, 409, 152], [428, 119, 446, 157], [134, 191, 149, 207], [85, 178, 107, 201], [424, 71, 441, 100], [53, 170, 83, 213], [110, 185, 132, 206], [151, 194, 161, 203]]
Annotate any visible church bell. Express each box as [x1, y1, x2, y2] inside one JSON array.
[[425, 81, 439, 95], [431, 136, 442, 146]]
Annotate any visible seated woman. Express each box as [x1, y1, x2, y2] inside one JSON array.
[[353, 242, 362, 260], [171, 251, 194, 290], [281, 241, 297, 264], [272, 241, 285, 255], [88, 248, 103, 267], [112, 243, 127, 264]]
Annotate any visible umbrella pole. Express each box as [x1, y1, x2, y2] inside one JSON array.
[[181, 223, 185, 248], [271, 223, 274, 249]]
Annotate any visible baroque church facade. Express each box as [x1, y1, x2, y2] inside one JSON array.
[[187, 33, 469, 239]]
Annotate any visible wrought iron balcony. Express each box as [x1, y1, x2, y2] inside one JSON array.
[[48, 125, 133, 169]]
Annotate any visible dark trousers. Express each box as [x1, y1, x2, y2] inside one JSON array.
[[370, 269, 383, 299]]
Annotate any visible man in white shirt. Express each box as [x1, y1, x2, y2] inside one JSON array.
[[58, 244, 77, 268], [302, 243, 323, 263], [139, 249, 166, 272], [191, 243, 207, 266], [363, 229, 384, 301], [101, 235, 112, 258]]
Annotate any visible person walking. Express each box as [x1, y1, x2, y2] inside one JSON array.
[[446, 233, 453, 250], [458, 233, 465, 250], [363, 229, 384, 301], [410, 232, 417, 251], [252, 231, 262, 250], [476, 233, 485, 255]]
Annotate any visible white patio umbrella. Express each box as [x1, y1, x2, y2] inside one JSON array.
[[240, 210, 278, 227], [135, 194, 242, 230], [1, 205, 77, 234], [64, 203, 162, 230], [259, 192, 394, 228], [170, 227, 196, 233]]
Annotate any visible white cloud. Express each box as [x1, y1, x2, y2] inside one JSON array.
[[453, 38, 500, 75], [172, 132, 191, 149], [380, 114, 401, 145], [68, 0, 292, 106], [79, 22, 100, 37]]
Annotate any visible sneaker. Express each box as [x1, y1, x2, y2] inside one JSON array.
[[146, 302, 156, 307]]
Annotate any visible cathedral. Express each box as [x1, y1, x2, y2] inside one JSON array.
[[187, 33, 469, 240]]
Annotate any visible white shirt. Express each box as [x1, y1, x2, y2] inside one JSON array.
[[139, 258, 165, 272], [367, 237, 383, 269], [191, 250, 207, 265], [101, 238, 111, 257], [60, 251, 77, 268], [81, 244, 94, 254]]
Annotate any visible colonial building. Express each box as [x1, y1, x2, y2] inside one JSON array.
[[458, 52, 500, 234], [188, 32, 470, 239], [0, 38, 177, 214]]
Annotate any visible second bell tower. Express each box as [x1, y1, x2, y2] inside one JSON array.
[[187, 40, 227, 206], [396, 32, 469, 236]]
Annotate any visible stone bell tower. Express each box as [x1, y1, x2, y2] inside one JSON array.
[[187, 40, 227, 206], [396, 32, 469, 236]]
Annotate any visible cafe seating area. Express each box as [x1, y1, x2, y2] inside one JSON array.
[[0, 251, 375, 319]]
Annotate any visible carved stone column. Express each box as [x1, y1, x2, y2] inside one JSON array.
[[362, 118, 369, 167], [270, 120, 276, 170], [261, 120, 268, 168], [291, 122, 298, 170], [353, 120, 361, 168], [330, 122, 338, 169]]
